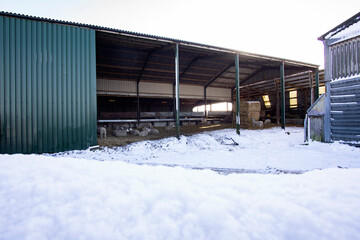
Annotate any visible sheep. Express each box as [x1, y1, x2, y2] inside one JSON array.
[[97, 126, 107, 139], [264, 119, 271, 125], [251, 118, 263, 129]]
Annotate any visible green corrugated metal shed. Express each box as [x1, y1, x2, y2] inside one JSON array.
[[0, 15, 97, 154]]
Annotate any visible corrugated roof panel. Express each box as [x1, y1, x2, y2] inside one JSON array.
[[0, 11, 319, 69]]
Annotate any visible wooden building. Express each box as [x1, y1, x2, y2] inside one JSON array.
[[319, 12, 360, 142]]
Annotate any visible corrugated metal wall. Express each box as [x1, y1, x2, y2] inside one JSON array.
[[328, 36, 360, 142], [330, 77, 360, 141], [0, 16, 97, 154]]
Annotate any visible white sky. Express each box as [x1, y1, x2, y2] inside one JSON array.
[[1, 0, 359, 68]]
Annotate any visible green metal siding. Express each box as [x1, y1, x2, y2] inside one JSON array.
[[0, 16, 97, 154]]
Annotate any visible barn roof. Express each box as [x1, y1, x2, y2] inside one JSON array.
[[318, 11, 360, 41], [0, 11, 319, 92]]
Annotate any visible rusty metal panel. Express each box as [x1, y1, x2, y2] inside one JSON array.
[[0, 15, 97, 154]]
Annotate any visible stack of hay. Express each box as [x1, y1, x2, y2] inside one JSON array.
[[233, 101, 261, 129]]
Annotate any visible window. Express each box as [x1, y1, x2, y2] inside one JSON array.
[[192, 102, 232, 112], [262, 95, 271, 109], [319, 86, 326, 95], [192, 105, 209, 112], [193, 106, 203, 112], [289, 90, 297, 108], [211, 102, 232, 111], [211, 102, 227, 111]]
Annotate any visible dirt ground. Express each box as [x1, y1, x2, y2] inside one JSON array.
[[97, 123, 283, 147], [97, 124, 232, 147]]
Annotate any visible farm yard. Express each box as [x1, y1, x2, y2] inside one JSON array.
[[1, 5, 360, 240], [96, 123, 235, 147], [1, 127, 360, 240]]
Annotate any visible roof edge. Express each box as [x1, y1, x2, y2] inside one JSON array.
[[318, 11, 360, 41], [0, 11, 319, 69]]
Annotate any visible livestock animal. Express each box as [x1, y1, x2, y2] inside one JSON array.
[[97, 126, 107, 139], [251, 118, 263, 128]]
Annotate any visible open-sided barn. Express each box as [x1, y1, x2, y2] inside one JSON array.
[[0, 12, 320, 154]]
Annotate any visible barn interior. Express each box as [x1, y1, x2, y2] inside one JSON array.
[[238, 70, 325, 124], [95, 29, 322, 129]]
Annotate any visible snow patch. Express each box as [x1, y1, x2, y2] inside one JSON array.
[[52, 127, 360, 173], [0, 155, 360, 240]]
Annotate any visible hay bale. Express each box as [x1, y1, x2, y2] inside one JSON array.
[[234, 101, 261, 112], [240, 112, 260, 121], [233, 101, 262, 129]]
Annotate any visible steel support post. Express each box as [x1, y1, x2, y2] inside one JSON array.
[[235, 53, 240, 135], [204, 87, 207, 119], [231, 88, 234, 104], [173, 84, 176, 120], [275, 80, 280, 125], [280, 62, 286, 130], [175, 44, 180, 139], [137, 81, 140, 122], [323, 41, 331, 142], [315, 68, 319, 100], [309, 72, 314, 104]]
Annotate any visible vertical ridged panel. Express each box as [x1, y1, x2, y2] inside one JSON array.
[[0, 16, 4, 153], [30, 20, 37, 153], [26, 20, 32, 153], [90, 30, 97, 146], [5, 17, 10, 153], [10, 18, 16, 153], [331, 36, 360, 80], [47, 22, 53, 153], [0, 16, 97, 154], [20, 19, 27, 153]]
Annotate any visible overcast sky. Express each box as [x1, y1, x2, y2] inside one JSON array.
[[1, 0, 359, 68]]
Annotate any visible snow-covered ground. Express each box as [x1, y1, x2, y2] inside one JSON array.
[[53, 127, 360, 173], [1, 127, 360, 240]]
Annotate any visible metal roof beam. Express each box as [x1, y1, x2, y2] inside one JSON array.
[[239, 67, 276, 85], [137, 44, 174, 83], [204, 63, 234, 88], [152, 44, 175, 53], [180, 56, 199, 79], [137, 51, 152, 83], [180, 53, 232, 79], [239, 67, 304, 86]]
